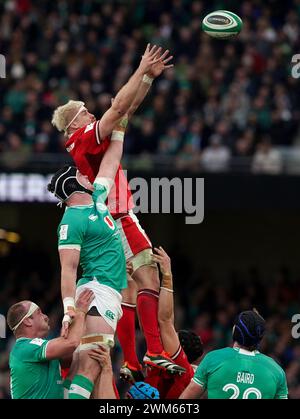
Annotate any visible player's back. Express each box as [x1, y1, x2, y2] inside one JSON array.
[[193, 347, 288, 399]]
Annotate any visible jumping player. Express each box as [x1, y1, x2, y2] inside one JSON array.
[[51, 44, 178, 378], [180, 310, 288, 399], [144, 246, 203, 398]]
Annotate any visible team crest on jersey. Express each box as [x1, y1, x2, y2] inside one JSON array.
[[84, 122, 95, 133], [104, 215, 115, 230], [89, 214, 98, 222]]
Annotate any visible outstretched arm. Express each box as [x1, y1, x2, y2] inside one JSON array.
[[98, 44, 162, 139], [127, 49, 174, 119], [152, 246, 180, 357]]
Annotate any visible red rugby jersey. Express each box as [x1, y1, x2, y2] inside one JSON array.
[[65, 121, 134, 218], [145, 346, 194, 399]]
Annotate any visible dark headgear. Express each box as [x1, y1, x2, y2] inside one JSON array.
[[47, 165, 92, 203], [232, 310, 266, 348], [178, 330, 204, 363]]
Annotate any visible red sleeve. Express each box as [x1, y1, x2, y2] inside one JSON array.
[[79, 121, 103, 152]]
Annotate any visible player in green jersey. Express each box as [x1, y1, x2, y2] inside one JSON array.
[[7, 289, 93, 399], [180, 310, 288, 399], [48, 123, 130, 399]]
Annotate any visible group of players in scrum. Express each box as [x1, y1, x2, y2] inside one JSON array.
[[7, 45, 288, 399]]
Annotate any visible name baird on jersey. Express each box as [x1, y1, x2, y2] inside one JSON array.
[[236, 372, 255, 384]]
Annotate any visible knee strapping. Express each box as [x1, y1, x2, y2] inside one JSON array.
[[131, 249, 157, 273], [79, 333, 114, 351]]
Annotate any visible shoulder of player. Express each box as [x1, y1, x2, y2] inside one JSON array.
[[257, 352, 286, 374]]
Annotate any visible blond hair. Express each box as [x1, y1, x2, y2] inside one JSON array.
[[51, 100, 85, 135]]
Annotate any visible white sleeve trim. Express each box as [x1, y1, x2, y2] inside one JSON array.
[[58, 244, 81, 251], [95, 120, 101, 144], [192, 377, 205, 387], [94, 177, 114, 194], [42, 341, 50, 360]]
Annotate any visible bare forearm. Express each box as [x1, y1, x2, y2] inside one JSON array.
[[96, 140, 123, 181], [97, 368, 116, 399], [127, 79, 152, 118], [112, 68, 144, 115], [158, 274, 174, 322], [67, 312, 85, 342], [61, 268, 77, 300]]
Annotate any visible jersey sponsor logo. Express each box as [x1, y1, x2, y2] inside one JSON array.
[[104, 215, 115, 230], [84, 122, 95, 133], [105, 310, 115, 321], [89, 214, 98, 222], [66, 142, 75, 152], [30, 338, 45, 346], [59, 224, 68, 240]]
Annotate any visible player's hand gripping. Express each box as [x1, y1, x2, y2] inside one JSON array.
[[147, 48, 174, 78], [61, 289, 94, 338], [88, 344, 113, 372], [152, 246, 172, 276]]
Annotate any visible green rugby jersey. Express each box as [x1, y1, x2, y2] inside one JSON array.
[[58, 181, 127, 293], [9, 337, 63, 399], [193, 347, 288, 399]]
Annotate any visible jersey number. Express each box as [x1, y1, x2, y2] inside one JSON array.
[[104, 215, 115, 230], [222, 384, 262, 399]]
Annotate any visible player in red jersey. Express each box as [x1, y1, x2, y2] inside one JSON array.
[[144, 247, 204, 399], [51, 44, 181, 379]]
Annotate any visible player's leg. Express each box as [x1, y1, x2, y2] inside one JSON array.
[[69, 283, 122, 399], [118, 279, 144, 382], [118, 211, 182, 372]]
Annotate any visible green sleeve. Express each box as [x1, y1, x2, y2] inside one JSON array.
[[192, 352, 211, 390], [58, 217, 85, 251], [92, 179, 110, 204], [275, 370, 288, 399], [21, 339, 49, 363]]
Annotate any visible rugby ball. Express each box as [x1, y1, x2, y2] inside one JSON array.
[[202, 10, 243, 39]]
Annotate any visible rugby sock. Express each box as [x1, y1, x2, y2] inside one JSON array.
[[137, 289, 163, 354], [68, 374, 94, 399], [116, 303, 141, 369]]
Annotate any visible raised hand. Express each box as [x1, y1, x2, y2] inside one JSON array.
[[147, 49, 174, 78], [152, 246, 172, 276], [138, 44, 164, 74], [76, 289, 94, 313]]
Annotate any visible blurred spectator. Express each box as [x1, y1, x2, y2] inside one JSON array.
[[252, 135, 283, 174], [201, 134, 231, 172], [0, 0, 298, 173]]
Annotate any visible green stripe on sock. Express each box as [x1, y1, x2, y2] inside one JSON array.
[[69, 374, 94, 399]]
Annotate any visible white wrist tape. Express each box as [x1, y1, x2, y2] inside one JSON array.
[[62, 313, 72, 325], [63, 297, 75, 314], [142, 74, 154, 85], [160, 287, 174, 293], [111, 130, 124, 142]]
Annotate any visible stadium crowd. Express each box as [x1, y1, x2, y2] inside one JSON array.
[[0, 0, 300, 173], [0, 243, 300, 398]]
